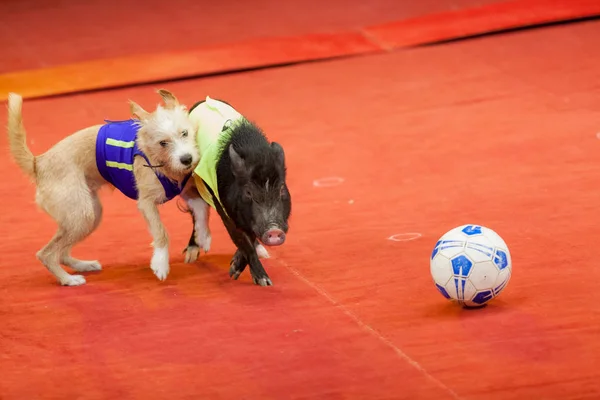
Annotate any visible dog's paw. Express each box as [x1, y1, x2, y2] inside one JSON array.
[[255, 244, 270, 259], [183, 245, 200, 263], [151, 247, 170, 281], [60, 274, 86, 286], [196, 229, 212, 253], [69, 259, 102, 272]]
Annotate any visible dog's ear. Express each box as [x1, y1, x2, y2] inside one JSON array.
[[157, 89, 179, 109], [130, 100, 149, 121]]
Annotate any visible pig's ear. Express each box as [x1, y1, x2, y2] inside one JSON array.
[[271, 142, 286, 166], [229, 144, 247, 178]]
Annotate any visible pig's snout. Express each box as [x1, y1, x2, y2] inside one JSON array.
[[262, 228, 286, 246]]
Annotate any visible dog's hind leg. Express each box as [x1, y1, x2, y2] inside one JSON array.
[[37, 229, 87, 286], [61, 193, 103, 272], [36, 180, 101, 286]]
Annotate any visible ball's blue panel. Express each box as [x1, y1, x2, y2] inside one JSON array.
[[493, 249, 509, 270], [435, 284, 451, 299], [472, 290, 493, 305], [461, 225, 483, 236], [431, 240, 441, 260], [451, 255, 473, 277]]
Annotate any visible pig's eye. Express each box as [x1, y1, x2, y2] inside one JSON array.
[[244, 187, 252, 200]]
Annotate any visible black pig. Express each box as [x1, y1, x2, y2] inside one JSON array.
[[184, 97, 291, 286]]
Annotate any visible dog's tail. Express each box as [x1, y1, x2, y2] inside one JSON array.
[[7, 93, 36, 179]]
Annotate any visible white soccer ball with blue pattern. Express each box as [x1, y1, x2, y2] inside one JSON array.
[[430, 224, 512, 307]]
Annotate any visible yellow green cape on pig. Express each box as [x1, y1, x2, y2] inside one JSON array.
[[188, 96, 246, 213]]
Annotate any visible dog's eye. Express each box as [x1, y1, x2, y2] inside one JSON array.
[[280, 185, 286, 197], [159, 141, 168, 147], [182, 130, 188, 137], [244, 187, 252, 200]]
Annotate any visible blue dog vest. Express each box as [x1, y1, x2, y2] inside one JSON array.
[[95, 119, 190, 203]]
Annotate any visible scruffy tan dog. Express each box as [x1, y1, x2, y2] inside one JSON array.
[[7, 89, 211, 286]]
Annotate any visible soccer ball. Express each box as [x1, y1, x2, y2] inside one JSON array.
[[430, 224, 512, 308]]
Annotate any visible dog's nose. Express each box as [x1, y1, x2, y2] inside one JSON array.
[[180, 154, 193, 166]]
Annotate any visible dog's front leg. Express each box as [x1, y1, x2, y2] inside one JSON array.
[[138, 198, 170, 281], [134, 159, 172, 281], [180, 181, 211, 263]]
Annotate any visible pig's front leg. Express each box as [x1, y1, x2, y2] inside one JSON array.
[[229, 238, 269, 277], [211, 197, 272, 286], [228, 233, 272, 286], [229, 249, 247, 279], [229, 238, 266, 275]]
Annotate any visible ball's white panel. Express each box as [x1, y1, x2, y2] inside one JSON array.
[[436, 231, 466, 259], [438, 241, 466, 259], [463, 279, 478, 302], [469, 261, 500, 291], [493, 268, 512, 296], [483, 227, 513, 269], [444, 275, 477, 303], [483, 226, 509, 249], [443, 278, 458, 300], [430, 253, 453, 286], [464, 237, 495, 263]]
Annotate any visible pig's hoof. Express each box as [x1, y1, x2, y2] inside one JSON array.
[[229, 266, 243, 280], [253, 276, 273, 286]]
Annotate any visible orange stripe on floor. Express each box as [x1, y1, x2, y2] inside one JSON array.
[[1, 0, 599, 101]]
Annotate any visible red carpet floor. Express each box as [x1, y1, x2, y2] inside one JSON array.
[[2, 3, 600, 400]]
